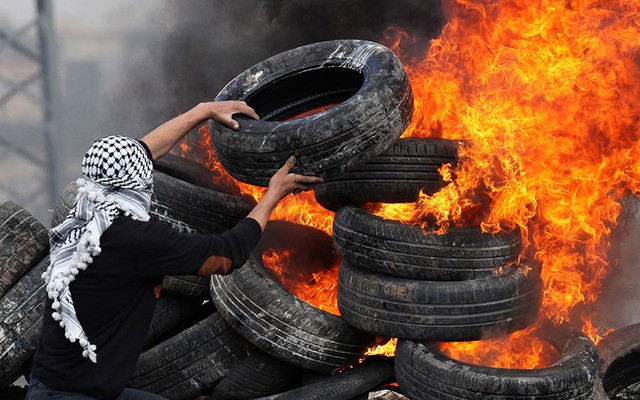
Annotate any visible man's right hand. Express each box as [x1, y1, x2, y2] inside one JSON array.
[[246, 156, 323, 231]]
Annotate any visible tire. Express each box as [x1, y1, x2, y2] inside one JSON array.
[[210, 39, 414, 186], [333, 205, 521, 281], [52, 172, 257, 235], [0, 201, 49, 299], [145, 294, 213, 348], [130, 312, 251, 400], [597, 322, 640, 398], [210, 345, 300, 399], [150, 170, 256, 234], [314, 138, 459, 211], [161, 275, 211, 300], [210, 257, 375, 373], [338, 261, 541, 341], [256, 356, 395, 400], [0, 256, 49, 387], [154, 153, 242, 196], [395, 323, 600, 400], [51, 181, 78, 226]]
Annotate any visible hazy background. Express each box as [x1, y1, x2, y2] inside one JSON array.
[[0, 1, 638, 332]]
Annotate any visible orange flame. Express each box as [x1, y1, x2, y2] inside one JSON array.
[[439, 327, 559, 369], [375, 0, 640, 341], [179, 0, 640, 367], [183, 126, 334, 236], [262, 248, 340, 315]]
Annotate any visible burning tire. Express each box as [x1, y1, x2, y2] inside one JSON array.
[[210, 345, 299, 399], [597, 322, 640, 398], [314, 138, 459, 211], [338, 261, 541, 341], [0, 201, 49, 299], [154, 152, 242, 196], [394, 324, 600, 400], [210, 257, 374, 373], [151, 170, 256, 234], [130, 312, 251, 400], [0, 256, 49, 387], [333, 205, 521, 281], [210, 39, 414, 186]]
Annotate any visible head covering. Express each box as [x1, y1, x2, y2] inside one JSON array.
[[42, 135, 154, 363]]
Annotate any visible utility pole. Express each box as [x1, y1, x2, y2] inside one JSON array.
[[0, 0, 61, 224]]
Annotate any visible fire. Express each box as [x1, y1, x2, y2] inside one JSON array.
[[364, 338, 398, 358], [180, 0, 640, 368], [375, 0, 640, 341], [262, 248, 340, 315], [439, 327, 559, 370], [182, 126, 334, 236]]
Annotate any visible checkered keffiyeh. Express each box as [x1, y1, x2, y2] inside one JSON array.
[[42, 135, 153, 363]]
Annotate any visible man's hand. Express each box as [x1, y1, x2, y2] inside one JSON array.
[[246, 156, 323, 231], [140, 101, 259, 160], [195, 101, 259, 130], [267, 156, 323, 201]]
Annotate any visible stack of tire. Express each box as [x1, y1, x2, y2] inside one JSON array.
[[194, 41, 597, 399], [207, 38, 606, 399], [1, 38, 637, 399]]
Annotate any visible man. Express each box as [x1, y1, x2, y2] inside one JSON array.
[[26, 101, 322, 400]]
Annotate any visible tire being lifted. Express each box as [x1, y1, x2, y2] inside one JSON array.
[[314, 138, 459, 211], [210, 39, 414, 186], [395, 323, 600, 400]]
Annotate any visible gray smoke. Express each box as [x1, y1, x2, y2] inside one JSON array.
[[107, 0, 444, 134]]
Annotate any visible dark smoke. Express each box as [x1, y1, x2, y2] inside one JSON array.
[[108, 0, 444, 135]]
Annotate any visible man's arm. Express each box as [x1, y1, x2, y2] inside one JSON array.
[[197, 156, 323, 276], [140, 101, 259, 160]]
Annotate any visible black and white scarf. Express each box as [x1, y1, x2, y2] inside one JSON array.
[[42, 135, 154, 363]]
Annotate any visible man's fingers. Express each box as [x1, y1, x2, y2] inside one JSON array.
[[293, 174, 323, 184], [280, 155, 296, 174], [237, 104, 260, 120], [221, 116, 240, 130]]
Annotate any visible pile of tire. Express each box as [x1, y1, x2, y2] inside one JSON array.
[[1, 37, 637, 400]]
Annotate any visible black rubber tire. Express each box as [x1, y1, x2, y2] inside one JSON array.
[[210, 257, 375, 373], [161, 275, 211, 300], [597, 322, 640, 398], [144, 294, 213, 348], [51, 181, 78, 226], [210, 39, 414, 186], [395, 323, 600, 400], [0, 201, 49, 299], [314, 138, 459, 211], [338, 261, 541, 341], [150, 170, 256, 234], [333, 205, 521, 281], [0, 256, 49, 387], [0, 386, 28, 399], [130, 312, 251, 400], [154, 152, 242, 196], [256, 357, 395, 400], [210, 345, 300, 399], [51, 173, 256, 235]]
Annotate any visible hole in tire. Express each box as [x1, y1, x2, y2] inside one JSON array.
[[246, 67, 364, 121]]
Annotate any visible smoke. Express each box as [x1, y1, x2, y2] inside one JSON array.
[[593, 197, 640, 330], [108, 0, 444, 134]]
